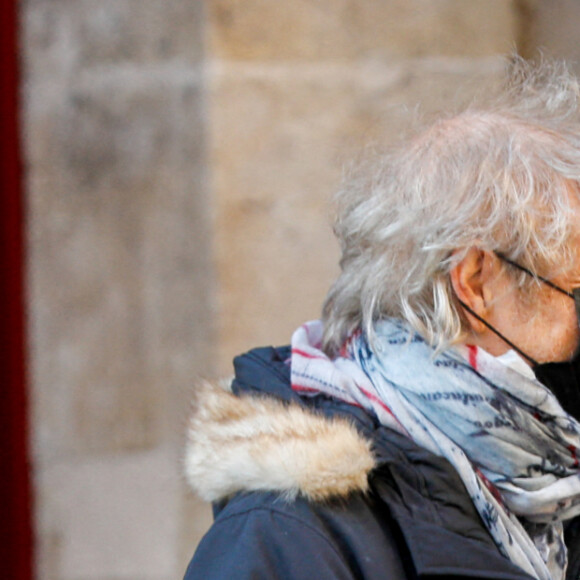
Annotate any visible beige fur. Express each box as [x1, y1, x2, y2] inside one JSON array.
[[184, 381, 375, 502]]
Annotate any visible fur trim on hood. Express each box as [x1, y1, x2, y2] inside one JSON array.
[[184, 381, 376, 503]]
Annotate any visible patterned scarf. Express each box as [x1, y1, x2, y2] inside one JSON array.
[[291, 318, 580, 580]]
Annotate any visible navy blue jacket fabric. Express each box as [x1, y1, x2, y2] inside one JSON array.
[[183, 346, 562, 580]]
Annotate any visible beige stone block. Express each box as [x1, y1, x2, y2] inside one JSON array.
[[35, 449, 182, 580], [35, 528, 62, 580], [209, 0, 518, 61], [519, 0, 580, 73], [25, 71, 214, 457], [21, 0, 205, 79], [211, 59, 505, 373], [179, 489, 213, 575]]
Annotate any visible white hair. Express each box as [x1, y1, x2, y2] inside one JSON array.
[[322, 56, 580, 356]]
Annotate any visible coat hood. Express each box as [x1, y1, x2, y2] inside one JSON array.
[[184, 380, 376, 503]]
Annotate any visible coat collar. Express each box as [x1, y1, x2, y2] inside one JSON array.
[[369, 447, 534, 580]]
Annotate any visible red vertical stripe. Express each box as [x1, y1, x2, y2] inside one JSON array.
[[568, 445, 580, 468], [467, 344, 478, 371], [0, 0, 33, 577]]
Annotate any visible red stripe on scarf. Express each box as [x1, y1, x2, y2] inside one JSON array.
[[292, 348, 327, 360], [467, 345, 478, 370], [359, 387, 397, 420], [568, 444, 579, 468]]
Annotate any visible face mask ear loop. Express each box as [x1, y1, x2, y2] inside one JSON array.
[[574, 289, 580, 328], [571, 289, 580, 360], [456, 299, 539, 367]]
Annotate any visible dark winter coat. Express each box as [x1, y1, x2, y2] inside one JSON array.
[[183, 346, 580, 580]]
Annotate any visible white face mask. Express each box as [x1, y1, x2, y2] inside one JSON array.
[[495, 349, 536, 379]]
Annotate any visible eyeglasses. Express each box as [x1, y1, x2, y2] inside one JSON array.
[[495, 251, 580, 328]]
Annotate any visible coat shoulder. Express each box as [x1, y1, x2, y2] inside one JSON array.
[[185, 488, 410, 580]]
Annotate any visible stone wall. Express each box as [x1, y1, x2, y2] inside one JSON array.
[[208, 0, 519, 372], [518, 0, 580, 68], [22, 1, 212, 579], [21, 1, 580, 579]]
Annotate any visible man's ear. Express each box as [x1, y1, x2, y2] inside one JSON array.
[[449, 247, 497, 333]]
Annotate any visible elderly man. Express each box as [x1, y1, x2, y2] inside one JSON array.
[[183, 58, 580, 580]]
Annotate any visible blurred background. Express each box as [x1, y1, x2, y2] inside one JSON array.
[[6, 0, 580, 578]]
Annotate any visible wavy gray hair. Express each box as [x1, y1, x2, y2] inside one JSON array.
[[322, 57, 580, 356]]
